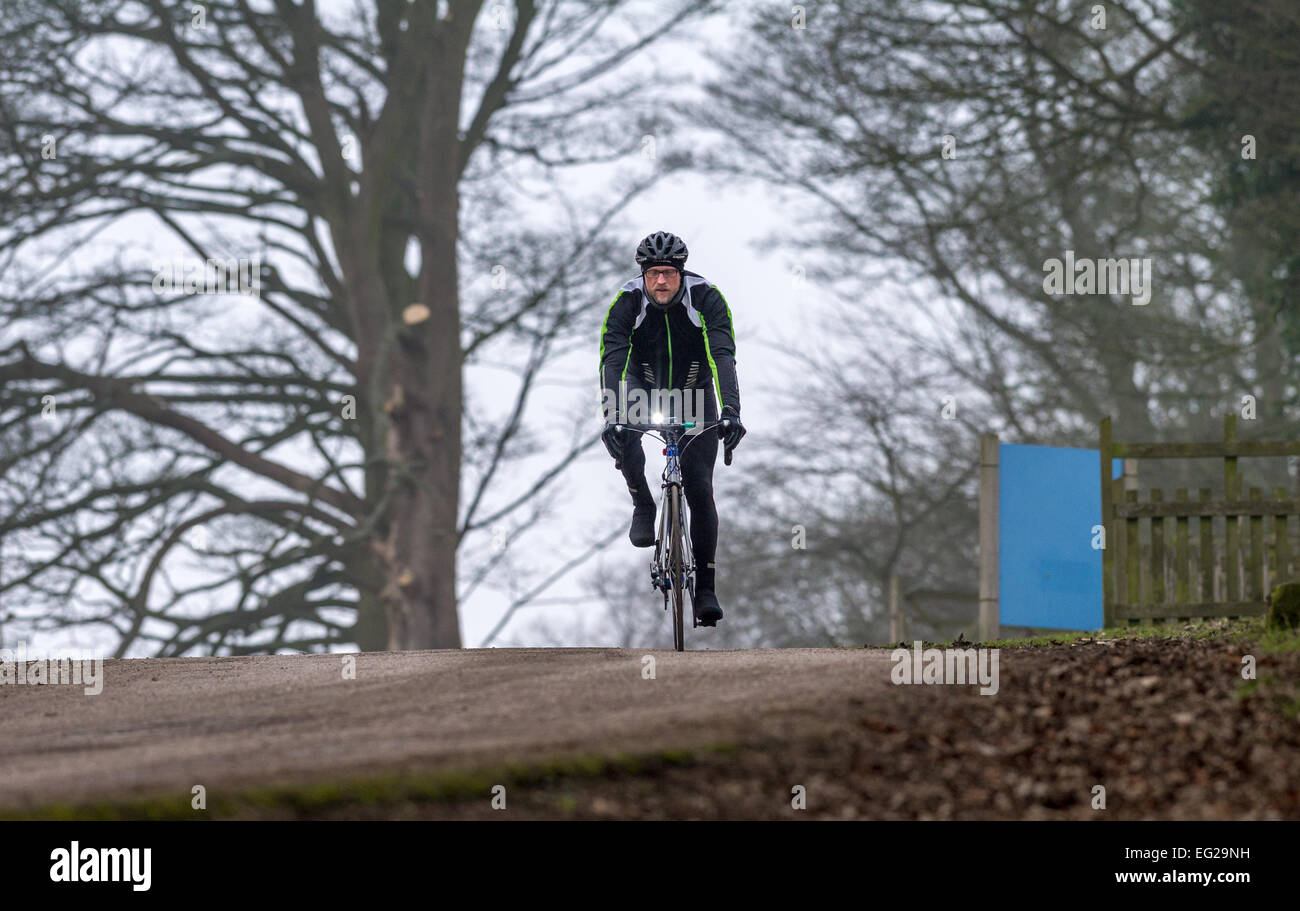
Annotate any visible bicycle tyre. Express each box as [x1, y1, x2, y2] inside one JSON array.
[[669, 485, 685, 651]]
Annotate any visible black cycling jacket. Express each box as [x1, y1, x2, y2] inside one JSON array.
[[597, 270, 740, 423]]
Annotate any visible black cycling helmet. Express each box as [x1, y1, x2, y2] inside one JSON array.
[[635, 231, 688, 272]]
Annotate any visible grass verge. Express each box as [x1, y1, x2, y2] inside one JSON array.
[[2, 742, 739, 821]]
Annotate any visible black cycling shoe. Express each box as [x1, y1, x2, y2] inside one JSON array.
[[694, 589, 723, 626], [629, 502, 656, 547]]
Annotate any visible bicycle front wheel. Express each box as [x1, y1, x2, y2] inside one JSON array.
[[669, 485, 685, 652]]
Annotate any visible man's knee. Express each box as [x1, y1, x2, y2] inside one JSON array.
[[683, 478, 714, 506]]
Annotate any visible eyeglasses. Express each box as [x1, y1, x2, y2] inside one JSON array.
[[644, 268, 678, 281]]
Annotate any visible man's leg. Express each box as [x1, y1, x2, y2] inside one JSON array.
[[617, 426, 654, 508], [616, 417, 657, 547], [680, 391, 720, 597], [612, 380, 655, 507]]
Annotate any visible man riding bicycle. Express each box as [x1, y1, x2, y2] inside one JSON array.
[[598, 231, 746, 627]]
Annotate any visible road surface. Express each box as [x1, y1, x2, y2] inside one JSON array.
[[0, 647, 886, 810]]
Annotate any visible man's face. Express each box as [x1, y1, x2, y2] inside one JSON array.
[[643, 265, 680, 305]]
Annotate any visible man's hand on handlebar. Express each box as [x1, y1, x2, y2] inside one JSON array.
[[601, 423, 624, 463], [718, 407, 745, 461]]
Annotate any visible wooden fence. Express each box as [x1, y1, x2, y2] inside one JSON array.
[[1100, 414, 1300, 626]]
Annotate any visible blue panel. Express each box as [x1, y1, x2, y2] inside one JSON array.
[[999, 444, 1122, 630]]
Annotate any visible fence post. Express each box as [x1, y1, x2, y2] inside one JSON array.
[[1100, 417, 1114, 629], [1199, 488, 1214, 602], [1224, 413, 1240, 604], [979, 433, 999, 642], [1175, 488, 1189, 622], [1275, 487, 1292, 586]]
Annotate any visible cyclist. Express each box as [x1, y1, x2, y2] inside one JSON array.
[[597, 231, 746, 627]]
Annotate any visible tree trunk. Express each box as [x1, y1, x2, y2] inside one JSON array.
[[350, 558, 389, 651], [370, 19, 469, 651], [374, 344, 461, 649]]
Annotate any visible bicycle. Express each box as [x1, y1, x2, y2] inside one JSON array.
[[613, 417, 734, 651]]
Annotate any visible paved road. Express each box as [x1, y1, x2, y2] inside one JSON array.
[[0, 647, 889, 809]]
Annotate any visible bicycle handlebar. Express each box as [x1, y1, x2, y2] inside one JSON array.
[[614, 420, 727, 430], [612, 418, 736, 467]]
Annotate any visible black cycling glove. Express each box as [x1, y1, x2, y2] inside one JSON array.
[[601, 424, 625, 462], [718, 407, 746, 451]]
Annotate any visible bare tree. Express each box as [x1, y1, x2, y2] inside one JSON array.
[[1178, 0, 1300, 366], [0, 0, 720, 654], [699, 0, 1293, 443]]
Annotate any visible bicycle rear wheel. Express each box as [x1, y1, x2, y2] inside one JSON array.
[[669, 485, 685, 651]]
